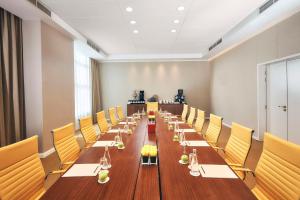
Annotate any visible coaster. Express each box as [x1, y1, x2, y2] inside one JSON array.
[[98, 177, 110, 184], [178, 160, 188, 165], [189, 171, 200, 177]]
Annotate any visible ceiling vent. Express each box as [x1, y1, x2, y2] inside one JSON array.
[[27, 0, 51, 17], [209, 38, 222, 51], [87, 40, 101, 53], [259, 0, 279, 14]]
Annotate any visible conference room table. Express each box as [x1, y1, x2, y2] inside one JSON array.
[[41, 114, 256, 200]]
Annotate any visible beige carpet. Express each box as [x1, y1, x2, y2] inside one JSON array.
[[41, 121, 263, 190]]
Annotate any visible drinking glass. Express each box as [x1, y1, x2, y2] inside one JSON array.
[[101, 157, 109, 170], [188, 152, 194, 169], [190, 149, 200, 176], [114, 135, 120, 145]]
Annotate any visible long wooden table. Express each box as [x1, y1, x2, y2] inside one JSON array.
[[42, 115, 256, 200]]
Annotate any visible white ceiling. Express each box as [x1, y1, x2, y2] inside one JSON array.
[[40, 0, 266, 58]]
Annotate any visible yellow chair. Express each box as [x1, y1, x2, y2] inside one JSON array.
[[109, 107, 118, 126], [147, 102, 158, 113], [0, 136, 46, 200], [234, 133, 300, 200], [181, 104, 188, 122], [187, 107, 196, 127], [194, 109, 205, 133], [52, 123, 80, 171], [215, 122, 253, 179], [204, 114, 223, 146], [116, 106, 125, 121], [79, 116, 98, 146], [97, 111, 110, 133]]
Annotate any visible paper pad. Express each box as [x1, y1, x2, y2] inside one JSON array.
[[92, 141, 115, 147], [62, 164, 100, 177], [199, 164, 238, 179]]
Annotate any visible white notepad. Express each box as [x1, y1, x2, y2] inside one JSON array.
[[168, 121, 184, 124], [171, 116, 178, 119], [92, 141, 115, 147], [186, 140, 209, 147], [177, 129, 196, 133], [119, 122, 136, 125], [199, 164, 238, 179], [107, 129, 125, 133], [62, 164, 100, 177]]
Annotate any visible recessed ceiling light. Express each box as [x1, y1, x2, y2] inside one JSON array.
[[126, 7, 133, 12], [133, 30, 139, 34], [130, 20, 136, 25], [171, 29, 177, 33], [173, 19, 180, 24], [177, 6, 185, 11]]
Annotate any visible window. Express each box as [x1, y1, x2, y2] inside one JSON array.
[[74, 49, 91, 125]]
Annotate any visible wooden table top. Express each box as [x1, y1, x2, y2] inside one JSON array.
[[42, 115, 256, 200]]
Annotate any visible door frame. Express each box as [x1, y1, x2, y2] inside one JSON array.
[[257, 53, 300, 141]]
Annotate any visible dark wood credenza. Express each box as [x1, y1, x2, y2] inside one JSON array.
[[127, 103, 184, 116]]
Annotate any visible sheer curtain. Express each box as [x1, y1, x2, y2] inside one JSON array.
[[91, 59, 102, 123], [74, 50, 92, 126]]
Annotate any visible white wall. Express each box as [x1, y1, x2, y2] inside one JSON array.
[[100, 61, 211, 116], [41, 22, 75, 152], [210, 11, 300, 138], [23, 20, 44, 150], [23, 20, 75, 152]]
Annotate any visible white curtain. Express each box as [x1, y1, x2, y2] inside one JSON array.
[[74, 50, 92, 126]]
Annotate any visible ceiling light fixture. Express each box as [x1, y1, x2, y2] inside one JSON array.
[[126, 7, 133, 12], [173, 19, 180, 24], [130, 20, 136, 25], [177, 6, 185, 11], [171, 29, 177, 33], [133, 30, 139, 34]]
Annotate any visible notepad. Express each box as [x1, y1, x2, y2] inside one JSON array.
[[62, 164, 100, 177], [168, 121, 184, 124], [119, 122, 136, 125], [92, 141, 115, 147], [107, 129, 125, 133], [199, 164, 238, 179], [186, 140, 209, 147], [177, 129, 196, 133]]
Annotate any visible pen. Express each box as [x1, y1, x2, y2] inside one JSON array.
[[201, 165, 206, 174], [93, 166, 99, 173]]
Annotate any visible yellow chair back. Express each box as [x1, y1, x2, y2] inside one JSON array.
[[194, 109, 205, 132], [225, 122, 253, 167], [52, 123, 80, 165], [0, 136, 45, 200], [205, 114, 223, 145], [97, 111, 109, 133], [79, 116, 97, 144], [181, 104, 188, 121], [109, 107, 118, 126], [252, 133, 300, 200], [147, 102, 158, 113], [187, 107, 196, 126], [116, 106, 125, 120]]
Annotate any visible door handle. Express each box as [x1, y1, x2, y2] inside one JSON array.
[[278, 105, 287, 111]]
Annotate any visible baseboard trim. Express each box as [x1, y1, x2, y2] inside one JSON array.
[[39, 147, 55, 158]]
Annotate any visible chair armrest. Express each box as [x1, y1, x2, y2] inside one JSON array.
[[45, 169, 66, 179], [227, 163, 243, 167], [231, 167, 256, 177], [211, 146, 225, 152], [62, 161, 75, 166]]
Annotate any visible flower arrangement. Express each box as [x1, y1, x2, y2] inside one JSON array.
[[141, 145, 158, 165]]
